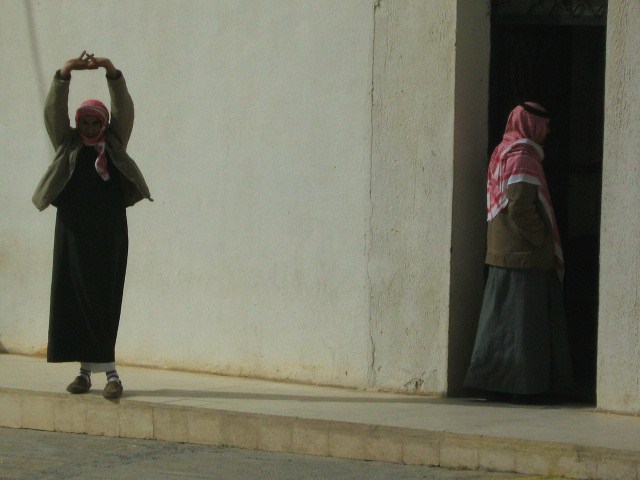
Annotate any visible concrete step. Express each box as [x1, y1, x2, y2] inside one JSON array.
[[1, 354, 638, 479]]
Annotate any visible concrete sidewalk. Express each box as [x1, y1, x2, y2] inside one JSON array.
[[1, 354, 638, 480]]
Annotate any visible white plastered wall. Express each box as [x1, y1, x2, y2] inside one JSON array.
[[597, 0, 640, 414], [1, 0, 480, 395], [369, 0, 458, 393], [448, 1, 490, 395], [0, 0, 376, 386]]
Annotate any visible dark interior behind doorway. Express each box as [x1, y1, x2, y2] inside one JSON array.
[[489, 8, 606, 403]]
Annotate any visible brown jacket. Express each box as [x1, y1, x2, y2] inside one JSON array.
[[33, 71, 152, 211], [485, 182, 555, 269]]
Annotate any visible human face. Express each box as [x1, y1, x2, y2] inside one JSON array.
[[78, 116, 103, 138]]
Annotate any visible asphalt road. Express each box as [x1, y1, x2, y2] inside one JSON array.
[[0, 427, 534, 480]]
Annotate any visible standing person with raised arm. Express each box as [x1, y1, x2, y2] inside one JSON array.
[[34, 52, 152, 399]]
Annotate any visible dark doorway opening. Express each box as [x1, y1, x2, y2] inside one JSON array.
[[489, 3, 606, 403]]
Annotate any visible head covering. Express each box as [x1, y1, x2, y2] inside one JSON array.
[[75, 99, 110, 181], [486, 102, 563, 278]]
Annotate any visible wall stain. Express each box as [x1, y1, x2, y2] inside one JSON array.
[[403, 373, 425, 393]]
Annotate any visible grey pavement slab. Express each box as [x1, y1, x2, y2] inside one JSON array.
[[0, 427, 527, 480]]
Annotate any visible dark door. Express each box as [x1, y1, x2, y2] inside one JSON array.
[[490, 0, 607, 403]]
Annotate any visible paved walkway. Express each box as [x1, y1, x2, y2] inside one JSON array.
[[1, 354, 639, 479], [0, 427, 528, 480]]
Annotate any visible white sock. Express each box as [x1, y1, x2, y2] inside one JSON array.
[[79, 368, 92, 382], [106, 370, 120, 384]]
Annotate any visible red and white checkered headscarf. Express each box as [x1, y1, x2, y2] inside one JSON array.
[[487, 102, 564, 277], [75, 99, 110, 181]]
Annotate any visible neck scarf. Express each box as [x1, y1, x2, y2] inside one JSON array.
[[486, 103, 564, 278], [75, 99, 110, 181]]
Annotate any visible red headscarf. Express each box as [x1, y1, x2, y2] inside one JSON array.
[[75, 99, 110, 181], [486, 102, 564, 278]]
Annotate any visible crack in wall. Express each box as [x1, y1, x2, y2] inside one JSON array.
[[367, 0, 381, 388], [24, 0, 47, 105]]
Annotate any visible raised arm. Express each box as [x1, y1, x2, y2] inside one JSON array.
[[45, 53, 135, 149], [43, 52, 92, 148], [87, 56, 135, 148]]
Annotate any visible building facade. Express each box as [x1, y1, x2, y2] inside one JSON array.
[[0, 0, 637, 414]]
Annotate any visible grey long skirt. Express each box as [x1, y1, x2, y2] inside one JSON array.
[[464, 266, 574, 395]]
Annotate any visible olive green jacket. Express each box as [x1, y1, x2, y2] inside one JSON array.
[[485, 182, 555, 269], [33, 71, 152, 211]]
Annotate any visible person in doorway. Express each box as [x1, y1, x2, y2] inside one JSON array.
[[464, 102, 573, 402], [33, 51, 152, 399]]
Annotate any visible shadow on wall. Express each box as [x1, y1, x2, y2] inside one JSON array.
[[0, 340, 8, 354], [24, 0, 48, 105]]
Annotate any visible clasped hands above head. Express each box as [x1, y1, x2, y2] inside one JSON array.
[[77, 50, 104, 69], [61, 51, 116, 79], [81, 51, 95, 62]]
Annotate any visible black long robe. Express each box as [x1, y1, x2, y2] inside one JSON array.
[[464, 266, 574, 395], [47, 146, 128, 363]]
